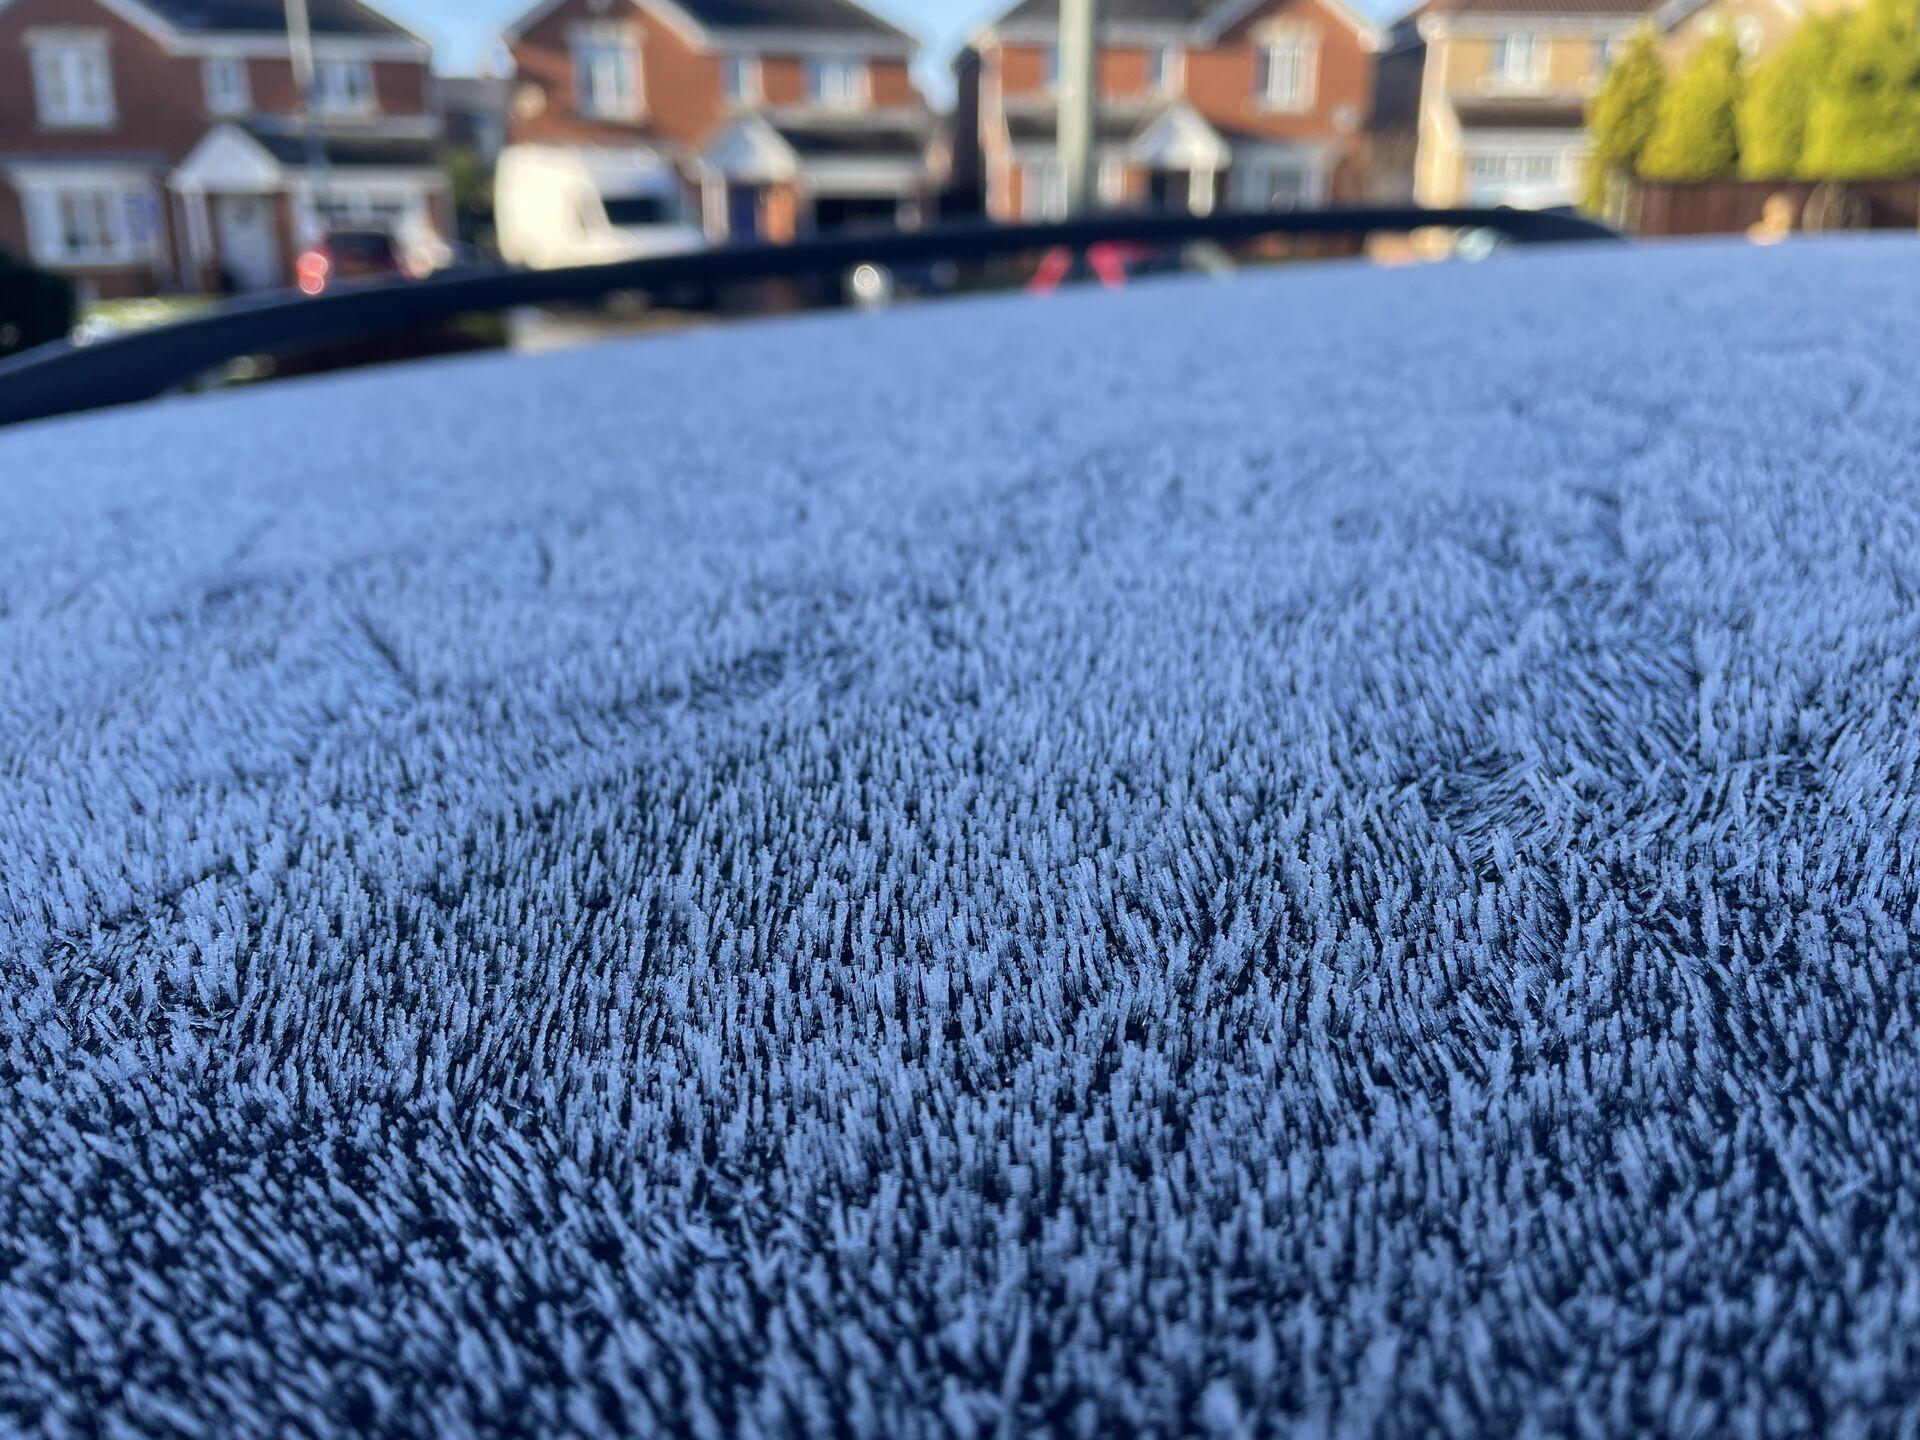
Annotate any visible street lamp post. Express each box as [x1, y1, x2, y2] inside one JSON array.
[[1057, 0, 1101, 216], [285, 0, 328, 239]]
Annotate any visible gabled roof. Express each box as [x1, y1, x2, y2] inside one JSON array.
[[671, 0, 911, 39], [0, 0, 429, 48], [997, 0, 1211, 21], [987, 0, 1382, 48], [505, 0, 913, 48], [1423, 0, 1653, 14], [122, 0, 418, 36], [173, 121, 442, 187]]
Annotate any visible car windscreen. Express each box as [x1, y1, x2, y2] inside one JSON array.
[[602, 196, 677, 228], [326, 232, 399, 266]]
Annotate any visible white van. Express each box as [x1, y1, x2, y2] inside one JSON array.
[[495, 145, 706, 270]]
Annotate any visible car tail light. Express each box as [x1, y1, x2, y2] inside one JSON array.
[[295, 249, 331, 296]]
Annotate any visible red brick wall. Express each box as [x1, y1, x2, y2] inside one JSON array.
[[509, 0, 721, 147], [1200, 0, 1376, 145], [758, 56, 807, 108], [246, 57, 432, 117], [1000, 43, 1051, 99], [0, 0, 207, 159], [509, 2, 925, 149], [869, 59, 915, 107], [998, 2, 1372, 133], [0, 0, 432, 160]]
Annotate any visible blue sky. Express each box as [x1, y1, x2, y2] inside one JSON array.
[[382, 0, 1008, 86]]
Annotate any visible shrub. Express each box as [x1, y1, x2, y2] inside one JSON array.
[[1640, 30, 1744, 181], [1738, 17, 1841, 178], [1584, 29, 1667, 211], [0, 249, 76, 359], [1799, 0, 1920, 179]]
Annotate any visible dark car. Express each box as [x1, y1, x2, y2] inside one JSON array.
[[294, 227, 409, 296]]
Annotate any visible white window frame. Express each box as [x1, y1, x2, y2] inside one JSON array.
[[1462, 145, 1578, 203], [1146, 44, 1181, 97], [203, 55, 251, 115], [311, 57, 377, 116], [1232, 157, 1312, 210], [1488, 33, 1546, 89], [1257, 30, 1317, 114], [1022, 160, 1064, 220], [722, 52, 762, 107], [807, 56, 869, 109], [29, 31, 116, 129], [571, 23, 642, 120], [20, 176, 161, 267]]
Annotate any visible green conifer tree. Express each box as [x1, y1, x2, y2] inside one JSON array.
[[1800, 0, 1920, 179], [1583, 29, 1668, 211], [1737, 18, 1840, 178], [1640, 29, 1745, 181]]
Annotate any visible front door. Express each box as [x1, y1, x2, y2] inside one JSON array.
[[726, 184, 760, 242], [1148, 170, 1190, 214], [213, 193, 281, 291]]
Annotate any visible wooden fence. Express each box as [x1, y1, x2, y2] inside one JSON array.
[[1621, 177, 1920, 237]]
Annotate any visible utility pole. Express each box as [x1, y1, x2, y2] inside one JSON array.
[[285, 0, 328, 238], [1057, 0, 1100, 215]]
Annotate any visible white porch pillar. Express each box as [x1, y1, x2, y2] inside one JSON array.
[[1190, 164, 1215, 216]]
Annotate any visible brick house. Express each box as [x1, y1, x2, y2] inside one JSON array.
[[953, 0, 1385, 222], [1411, 0, 1647, 210], [502, 0, 934, 243], [0, 0, 450, 299], [1410, 0, 1833, 213]]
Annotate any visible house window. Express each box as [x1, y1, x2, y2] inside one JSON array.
[[311, 58, 376, 115], [1233, 158, 1310, 210], [722, 53, 760, 105], [572, 26, 640, 119], [29, 33, 116, 128], [1146, 45, 1180, 96], [1489, 33, 1544, 87], [1464, 149, 1569, 200], [1043, 45, 1061, 92], [203, 56, 251, 115], [807, 57, 867, 108], [1255, 31, 1316, 113], [1022, 160, 1064, 219], [23, 180, 157, 266]]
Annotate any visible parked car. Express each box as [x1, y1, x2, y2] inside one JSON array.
[[294, 228, 410, 296]]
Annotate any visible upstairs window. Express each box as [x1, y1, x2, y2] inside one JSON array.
[[203, 55, 251, 115], [30, 33, 116, 129], [1022, 160, 1064, 220], [1146, 45, 1180, 96], [807, 57, 867, 108], [311, 58, 376, 115], [722, 53, 761, 106], [1489, 33, 1544, 87], [1254, 30, 1316, 113], [571, 25, 640, 119]]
